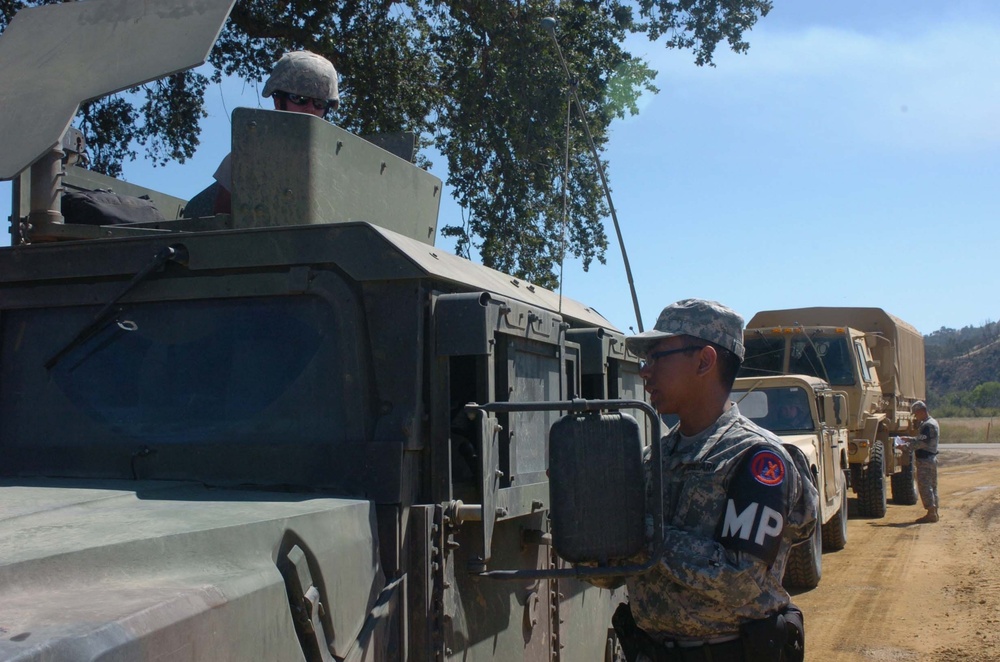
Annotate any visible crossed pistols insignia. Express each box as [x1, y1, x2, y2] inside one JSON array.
[[751, 450, 785, 486]]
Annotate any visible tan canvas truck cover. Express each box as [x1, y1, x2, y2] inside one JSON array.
[[746, 307, 926, 401]]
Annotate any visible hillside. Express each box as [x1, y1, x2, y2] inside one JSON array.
[[924, 321, 1000, 410]]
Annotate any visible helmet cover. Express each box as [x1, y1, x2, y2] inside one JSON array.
[[263, 51, 339, 109]]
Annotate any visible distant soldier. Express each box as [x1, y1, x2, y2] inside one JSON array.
[[775, 401, 812, 431], [609, 298, 818, 662], [900, 401, 940, 523]]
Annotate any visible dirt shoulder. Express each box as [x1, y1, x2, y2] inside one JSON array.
[[794, 450, 1000, 661]]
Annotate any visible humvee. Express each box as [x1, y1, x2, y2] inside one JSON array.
[[0, 0, 659, 659], [731, 375, 850, 589]]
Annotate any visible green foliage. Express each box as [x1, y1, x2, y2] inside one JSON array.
[[931, 382, 1000, 418], [925, 318, 1000, 415], [1, 0, 773, 286]]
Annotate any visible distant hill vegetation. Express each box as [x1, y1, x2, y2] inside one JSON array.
[[924, 321, 1000, 416]]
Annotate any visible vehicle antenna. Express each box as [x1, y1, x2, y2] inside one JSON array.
[[557, 84, 572, 319], [540, 16, 644, 332]]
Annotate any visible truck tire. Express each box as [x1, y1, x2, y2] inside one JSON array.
[[822, 478, 849, 551], [784, 511, 823, 590], [857, 440, 887, 518], [891, 449, 918, 505]]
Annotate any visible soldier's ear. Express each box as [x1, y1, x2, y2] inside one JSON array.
[[695, 344, 717, 377]]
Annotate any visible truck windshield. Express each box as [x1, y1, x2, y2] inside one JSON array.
[[1, 295, 358, 483], [739, 335, 785, 378], [732, 386, 815, 433], [788, 335, 854, 386]]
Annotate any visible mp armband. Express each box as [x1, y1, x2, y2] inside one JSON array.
[[715, 447, 790, 565]]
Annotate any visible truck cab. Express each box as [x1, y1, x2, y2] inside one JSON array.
[[740, 308, 926, 518]]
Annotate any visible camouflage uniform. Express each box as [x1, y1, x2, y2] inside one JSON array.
[[627, 404, 816, 643], [620, 299, 818, 658], [911, 414, 940, 510]]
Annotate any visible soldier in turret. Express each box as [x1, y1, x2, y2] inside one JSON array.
[[183, 50, 340, 217]]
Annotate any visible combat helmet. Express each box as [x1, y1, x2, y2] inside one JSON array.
[[262, 51, 340, 110]]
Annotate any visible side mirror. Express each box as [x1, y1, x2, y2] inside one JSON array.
[[549, 411, 645, 562], [823, 393, 848, 426], [467, 399, 663, 581]]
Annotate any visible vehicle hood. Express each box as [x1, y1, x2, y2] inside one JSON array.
[[0, 478, 384, 661], [774, 432, 821, 465]]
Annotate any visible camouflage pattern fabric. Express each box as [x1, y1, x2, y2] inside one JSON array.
[[626, 404, 818, 641], [914, 415, 940, 509], [262, 51, 340, 105], [912, 416, 940, 455], [915, 456, 939, 510], [626, 298, 745, 360]]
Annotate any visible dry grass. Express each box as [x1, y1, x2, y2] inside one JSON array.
[[940, 417, 1000, 444]]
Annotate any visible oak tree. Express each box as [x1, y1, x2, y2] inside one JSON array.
[[1, 0, 772, 287]]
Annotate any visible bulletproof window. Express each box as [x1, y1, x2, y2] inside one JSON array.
[[739, 335, 786, 378], [855, 341, 874, 383], [1, 295, 359, 485], [788, 336, 855, 386]]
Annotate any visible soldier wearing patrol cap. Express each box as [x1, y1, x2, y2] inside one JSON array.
[[209, 51, 340, 215], [898, 400, 940, 523], [609, 299, 818, 662]]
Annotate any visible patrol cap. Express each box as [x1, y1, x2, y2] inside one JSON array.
[[263, 51, 340, 109], [910, 400, 927, 412], [625, 298, 745, 361]]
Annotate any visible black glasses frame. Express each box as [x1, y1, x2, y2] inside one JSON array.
[[275, 90, 335, 111], [638, 345, 705, 370]]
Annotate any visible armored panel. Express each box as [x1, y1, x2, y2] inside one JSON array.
[[230, 108, 441, 244], [548, 412, 645, 563], [434, 292, 503, 356], [0, 0, 236, 180]]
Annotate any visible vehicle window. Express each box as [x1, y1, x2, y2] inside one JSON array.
[[855, 341, 873, 382], [788, 336, 855, 386], [738, 335, 785, 378], [2, 295, 349, 453], [732, 387, 815, 433]]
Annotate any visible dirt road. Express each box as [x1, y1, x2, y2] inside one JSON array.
[[795, 450, 1000, 661]]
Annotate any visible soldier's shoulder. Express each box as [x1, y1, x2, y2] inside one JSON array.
[[732, 414, 785, 449], [711, 415, 790, 468]]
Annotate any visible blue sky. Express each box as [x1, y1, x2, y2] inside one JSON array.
[[3, 0, 998, 337]]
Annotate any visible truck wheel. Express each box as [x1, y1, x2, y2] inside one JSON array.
[[784, 511, 823, 590], [857, 440, 887, 518], [822, 479, 849, 551], [891, 448, 918, 505]]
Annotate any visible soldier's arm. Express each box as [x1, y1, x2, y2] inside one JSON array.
[[655, 446, 808, 604]]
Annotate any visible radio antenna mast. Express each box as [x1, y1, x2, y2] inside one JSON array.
[[540, 16, 644, 332]]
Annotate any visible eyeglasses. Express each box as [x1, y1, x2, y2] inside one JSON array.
[[276, 91, 334, 111], [639, 345, 704, 371]]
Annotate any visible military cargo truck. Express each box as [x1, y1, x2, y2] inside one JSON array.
[[739, 308, 926, 518], [0, 1, 651, 659], [731, 375, 849, 589]]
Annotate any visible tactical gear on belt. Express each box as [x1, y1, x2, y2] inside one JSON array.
[[613, 602, 805, 662]]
